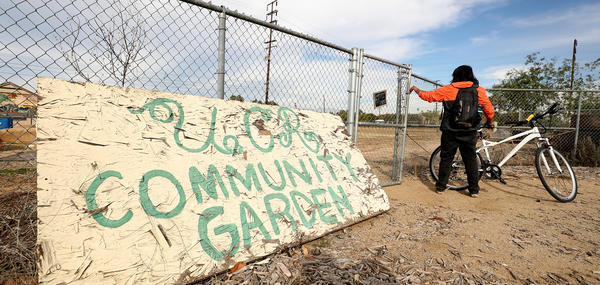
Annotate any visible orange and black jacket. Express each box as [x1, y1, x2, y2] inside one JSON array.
[[417, 81, 494, 131]]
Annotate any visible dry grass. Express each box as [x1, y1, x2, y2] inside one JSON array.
[[0, 187, 37, 284], [0, 125, 36, 146]]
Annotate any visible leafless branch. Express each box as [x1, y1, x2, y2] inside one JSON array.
[[60, 6, 146, 87]]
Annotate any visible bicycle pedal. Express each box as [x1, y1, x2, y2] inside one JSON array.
[[499, 177, 507, 185]]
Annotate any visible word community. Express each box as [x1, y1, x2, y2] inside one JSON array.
[[84, 98, 358, 261]]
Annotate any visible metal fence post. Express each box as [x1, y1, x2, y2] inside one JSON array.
[[391, 68, 404, 180], [398, 64, 412, 183], [353, 48, 364, 145], [346, 48, 358, 138], [217, 8, 226, 99], [573, 90, 583, 155]]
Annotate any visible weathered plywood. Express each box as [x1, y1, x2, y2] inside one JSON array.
[[36, 78, 389, 284]]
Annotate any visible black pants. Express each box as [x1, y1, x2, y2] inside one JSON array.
[[436, 130, 479, 194]]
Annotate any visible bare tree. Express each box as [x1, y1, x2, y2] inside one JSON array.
[[61, 7, 147, 87]]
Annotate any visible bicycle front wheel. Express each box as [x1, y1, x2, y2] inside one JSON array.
[[535, 146, 577, 202], [429, 146, 483, 190]]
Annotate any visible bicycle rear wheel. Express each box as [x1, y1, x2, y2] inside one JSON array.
[[535, 146, 577, 202], [429, 146, 483, 190]]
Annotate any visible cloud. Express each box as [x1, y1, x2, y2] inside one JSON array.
[[363, 37, 427, 61], [499, 2, 600, 49], [480, 65, 526, 83], [508, 3, 600, 28], [460, 2, 600, 61], [209, 0, 504, 61], [470, 31, 499, 46]]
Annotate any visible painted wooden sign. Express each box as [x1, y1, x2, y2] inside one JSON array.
[[36, 78, 389, 284]]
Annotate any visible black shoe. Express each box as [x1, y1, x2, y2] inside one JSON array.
[[436, 187, 446, 194]]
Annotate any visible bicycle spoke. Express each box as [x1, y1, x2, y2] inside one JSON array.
[[537, 148, 576, 201]]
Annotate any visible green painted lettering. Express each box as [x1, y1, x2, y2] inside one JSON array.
[[308, 157, 323, 183], [239, 201, 271, 248], [310, 188, 338, 224], [189, 165, 228, 203], [283, 159, 312, 187], [130, 99, 242, 155], [257, 161, 286, 191], [244, 107, 274, 153], [289, 191, 316, 228], [197, 206, 240, 261], [277, 107, 320, 153], [139, 170, 186, 219], [328, 185, 355, 217], [333, 153, 358, 182], [264, 193, 298, 235], [317, 153, 337, 181], [226, 164, 262, 196], [85, 170, 132, 228]]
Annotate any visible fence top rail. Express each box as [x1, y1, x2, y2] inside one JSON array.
[[180, 0, 445, 81], [411, 74, 443, 87], [179, 0, 352, 54], [488, 88, 600, 92], [181, 0, 447, 84], [363, 53, 410, 69]]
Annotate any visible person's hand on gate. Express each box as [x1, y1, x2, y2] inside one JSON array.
[[486, 120, 497, 133]]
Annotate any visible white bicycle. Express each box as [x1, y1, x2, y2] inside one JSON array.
[[430, 103, 577, 202]]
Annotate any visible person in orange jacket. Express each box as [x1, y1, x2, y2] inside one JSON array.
[[409, 65, 495, 197]]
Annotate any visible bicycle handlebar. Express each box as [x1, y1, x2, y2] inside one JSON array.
[[503, 102, 561, 130], [534, 102, 560, 120], [504, 120, 528, 126]]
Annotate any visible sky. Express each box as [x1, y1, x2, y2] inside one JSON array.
[[2, 0, 599, 115], [207, 0, 600, 88]]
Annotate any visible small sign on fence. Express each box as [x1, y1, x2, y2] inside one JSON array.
[[36, 78, 389, 283], [373, 90, 387, 108]]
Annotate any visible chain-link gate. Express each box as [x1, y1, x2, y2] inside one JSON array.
[[355, 56, 410, 186], [399, 75, 444, 179]]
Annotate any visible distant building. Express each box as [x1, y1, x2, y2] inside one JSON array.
[[375, 119, 385, 124], [0, 82, 39, 108]]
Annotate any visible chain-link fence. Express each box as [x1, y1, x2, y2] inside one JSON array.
[[0, 0, 414, 280], [0, 0, 417, 186], [487, 89, 600, 167], [397, 87, 600, 182], [3, 0, 600, 281]]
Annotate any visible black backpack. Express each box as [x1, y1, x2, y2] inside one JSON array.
[[442, 85, 481, 130]]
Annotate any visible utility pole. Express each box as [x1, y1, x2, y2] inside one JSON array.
[[264, 0, 278, 104], [570, 39, 577, 88], [572, 39, 583, 156]]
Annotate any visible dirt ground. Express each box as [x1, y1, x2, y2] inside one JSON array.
[[309, 170, 600, 283], [204, 168, 600, 284]]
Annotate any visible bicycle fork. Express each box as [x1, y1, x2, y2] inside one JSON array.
[[537, 138, 563, 175]]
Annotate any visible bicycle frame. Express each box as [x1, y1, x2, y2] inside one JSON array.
[[478, 127, 543, 168]]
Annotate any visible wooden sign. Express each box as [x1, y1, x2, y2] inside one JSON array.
[[36, 78, 389, 283]]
